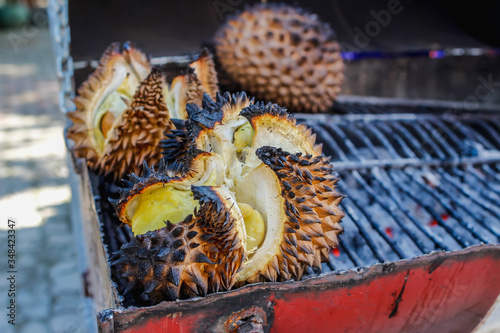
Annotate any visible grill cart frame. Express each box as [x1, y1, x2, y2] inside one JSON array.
[[48, 0, 500, 332]]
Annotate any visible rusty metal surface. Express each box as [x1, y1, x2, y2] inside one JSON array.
[[97, 245, 500, 332]]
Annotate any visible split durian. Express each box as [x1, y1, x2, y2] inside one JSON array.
[[111, 92, 344, 303], [215, 3, 344, 113], [67, 42, 153, 180], [67, 43, 219, 181], [110, 183, 245, 304]]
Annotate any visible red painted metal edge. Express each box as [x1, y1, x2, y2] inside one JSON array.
[[98, 244, 500, 333]]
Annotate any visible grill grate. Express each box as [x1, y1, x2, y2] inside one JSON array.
[[300, 107, 500, 276]]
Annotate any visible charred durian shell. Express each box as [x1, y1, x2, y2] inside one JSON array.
[[111, 185, 246, 305], [163, 50, 219, 119], [215, 3, 344, 112], [67, 42, 150, 158], [181, 93, 322, 184]]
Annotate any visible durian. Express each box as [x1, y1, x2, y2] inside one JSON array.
[[215, 3, 344, 113], [110, 183, 246, 304], [111, 92, 344, 302], [67, 42, 153, 179], [67, 43, 219, 181]]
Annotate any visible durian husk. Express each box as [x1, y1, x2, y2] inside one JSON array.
[[164, 50, 220, 119], [189, 49, 219, 99], [110, 185, 246, 304], [215, 3, 344, 113], [112, 152, 226, 232], [67, 43, 139, 170], [96, 68, 173, 180], [252, 146, 344, 282]]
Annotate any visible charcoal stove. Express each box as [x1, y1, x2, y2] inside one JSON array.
[[48, 0, 500, 332]]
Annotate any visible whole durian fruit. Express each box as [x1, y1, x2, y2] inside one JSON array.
[[111, 92, 344, 304], [215, 3, 344, 113]]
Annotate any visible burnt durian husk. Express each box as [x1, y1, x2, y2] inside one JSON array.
[[112, 152, 225, 235], [68, 45, 220, 181], [111, 185, 246, 305], [255, 146, 344, 276], [114, 92, 344, 293], [66, 43, 180, 181]]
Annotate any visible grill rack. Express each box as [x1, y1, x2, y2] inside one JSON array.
[[299, 107, 500, 276]]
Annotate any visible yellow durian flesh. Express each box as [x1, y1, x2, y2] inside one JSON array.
[[234, 164, 286, 283], [127, 184, 199, 235], [233, 122, 255, 152], [238, 202, 265, 253], [92, 75, 140, 152]]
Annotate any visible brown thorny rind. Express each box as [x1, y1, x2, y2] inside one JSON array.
[[215, 3, 344, 113], [111, 92, 344, 304], [110, 184, 246, 305], [66, 43, 219, 181]]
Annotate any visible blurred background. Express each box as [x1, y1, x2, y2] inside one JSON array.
[[0, 1, 90, 333], [0, 0, 499, 332]]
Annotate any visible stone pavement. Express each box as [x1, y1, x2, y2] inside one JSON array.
[[0, 27, 92, 332]]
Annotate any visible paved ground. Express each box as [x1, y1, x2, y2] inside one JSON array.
[[0, 27, 91, 332]]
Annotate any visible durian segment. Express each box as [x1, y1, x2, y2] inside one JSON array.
[[215, 3, 344, 112], [126, 184, 199, 235], [110, 185, 246, 305], [184, 92, 255, 187], [96, 68, 173, 180], [234, 164, 286, 283], [189, 49, 219, 99], [238, 203, 265, 253], [233, 122, 255, 152], [114, 152, 225, 231], [257, 146, 344, 271]]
